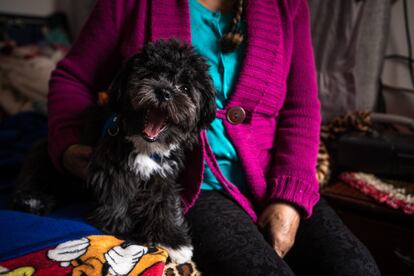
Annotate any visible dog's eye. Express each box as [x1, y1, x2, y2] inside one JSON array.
[[179, 85, 189, 94]]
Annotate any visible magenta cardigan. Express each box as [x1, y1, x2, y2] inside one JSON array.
[[48, 0, 321, 221]]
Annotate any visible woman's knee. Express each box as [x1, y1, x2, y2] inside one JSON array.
[[188, 191, 295, 275], [286, 198, 380, 276]]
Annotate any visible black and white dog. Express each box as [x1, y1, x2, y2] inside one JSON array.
[[13, 40, 216, 264]]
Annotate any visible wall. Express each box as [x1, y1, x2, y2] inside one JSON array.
[[0, 0, 95, 38], [0, 0, 56, 16], [55, 0, 95, 38], [382, 0, 414, 119]]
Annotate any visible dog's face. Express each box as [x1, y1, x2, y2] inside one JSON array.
[[109, 40, 216, 148]]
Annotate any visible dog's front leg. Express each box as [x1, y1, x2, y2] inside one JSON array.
[[158, 210, 193, 265], [87, 168, 135, 238], [130, 187, 193, 264], [89, 203, 133, 238], [160, 186, 193, 264]]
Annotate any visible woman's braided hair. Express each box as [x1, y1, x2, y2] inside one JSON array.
[[220, 0, 245, 52]]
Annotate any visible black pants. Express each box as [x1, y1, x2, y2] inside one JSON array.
[[186, 191, 380, 276]]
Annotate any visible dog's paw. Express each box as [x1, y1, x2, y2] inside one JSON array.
[[162, 245, 193, 264], [13, 192, 55, 215]]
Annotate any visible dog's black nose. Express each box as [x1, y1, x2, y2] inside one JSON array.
[[157, 88, 172, 101]]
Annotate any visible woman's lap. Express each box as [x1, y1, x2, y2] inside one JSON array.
[[187, 190, 294, 276], [187, 190, 380, 276], [285, 197, 380, 276]]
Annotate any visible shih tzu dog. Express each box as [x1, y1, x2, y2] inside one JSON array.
[[13, 40, 216, 264]]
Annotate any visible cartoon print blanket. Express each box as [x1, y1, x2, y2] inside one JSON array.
[[0, 206, 198, 276], [0, 231, 198, 276], [0, 235, 198, 276]]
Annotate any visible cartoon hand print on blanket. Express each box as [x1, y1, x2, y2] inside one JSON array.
[[47, 237, 90, 267], [105, 244, 148, 275], [46, 235, 167, 275]]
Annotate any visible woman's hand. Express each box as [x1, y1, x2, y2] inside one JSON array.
[[62, 144, 93, 180], [258, 202, 300, 258]]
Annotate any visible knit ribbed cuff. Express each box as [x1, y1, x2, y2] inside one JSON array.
[[267, 175, 320, 218]]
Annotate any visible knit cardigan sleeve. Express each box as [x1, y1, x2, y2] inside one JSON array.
[[48, 0, 127, 170], [266, 0, 321, 218]]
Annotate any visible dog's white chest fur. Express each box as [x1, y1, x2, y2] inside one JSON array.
[[128, 154, 162, 179], [128, 150, 177, 180]]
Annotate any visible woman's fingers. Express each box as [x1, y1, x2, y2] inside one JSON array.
[[258, 202, 301, 258], [62, 144, 93, 180]]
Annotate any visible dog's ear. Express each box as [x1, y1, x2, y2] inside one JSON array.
[[108, 57, 135, 112], [197, 83, 217, 130]]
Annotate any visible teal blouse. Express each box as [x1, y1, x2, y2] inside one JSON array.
[[189, 0, 247, 193]]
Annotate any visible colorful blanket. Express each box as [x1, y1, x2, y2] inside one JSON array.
[[0, 235, 202, 276], [0, 235, 167, 276], [0, 200, 199, 276]]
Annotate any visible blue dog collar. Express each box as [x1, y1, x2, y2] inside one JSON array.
[[102, 113, 119, 137], [150, 153, 162, 162], [101, 113, 162, 162]]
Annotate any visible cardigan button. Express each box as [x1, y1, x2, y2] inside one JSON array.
[[227, 106, 246, 124]]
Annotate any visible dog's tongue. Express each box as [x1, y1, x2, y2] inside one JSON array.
[[143, 109, 166, 139]]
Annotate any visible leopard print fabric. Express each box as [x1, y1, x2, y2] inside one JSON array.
[[163, 261, 200, 276], [317, 111, 373, 187]]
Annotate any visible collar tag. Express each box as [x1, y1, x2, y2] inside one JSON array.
[[150, 153, 162, 162], [102, 113, 120, 137]]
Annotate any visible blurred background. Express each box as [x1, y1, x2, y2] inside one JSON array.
[[0, 0, 413, 119], [0, 0, 94, 37]]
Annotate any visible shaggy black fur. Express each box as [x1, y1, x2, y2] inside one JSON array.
[[13, 40, 216, 263]]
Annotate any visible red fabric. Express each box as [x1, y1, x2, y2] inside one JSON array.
[[340, 172, 414, 215], [0, 247, 72, 276], [142, 263, 165, 276]]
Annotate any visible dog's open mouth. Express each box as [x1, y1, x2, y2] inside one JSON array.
[[142, 108, 168, 142]]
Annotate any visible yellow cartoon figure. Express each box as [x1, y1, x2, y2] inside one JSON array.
[[47, 235, 168, 276], [0, 265, 35, 276]]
